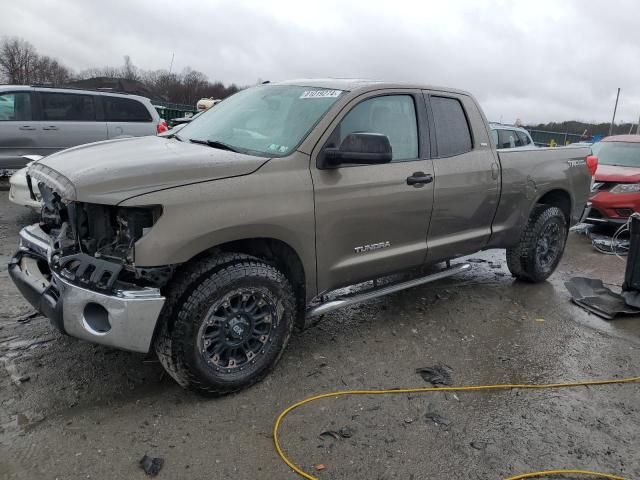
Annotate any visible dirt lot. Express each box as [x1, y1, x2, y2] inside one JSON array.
[[1, 191, 639, 480]]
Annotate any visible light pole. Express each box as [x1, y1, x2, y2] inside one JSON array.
[[609, 88, 621, 136]]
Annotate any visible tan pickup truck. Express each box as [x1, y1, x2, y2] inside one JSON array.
[[10, 79, 594, 394]]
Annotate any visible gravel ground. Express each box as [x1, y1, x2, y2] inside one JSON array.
[[0, 192, 639, 480]]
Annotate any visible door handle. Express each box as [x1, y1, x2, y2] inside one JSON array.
[[406, 172, 433, 187], [42, 126, 59, 131], [19, 125, 36, 131]]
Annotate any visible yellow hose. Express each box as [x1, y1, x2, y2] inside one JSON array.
[[273, 376, 640, 480]]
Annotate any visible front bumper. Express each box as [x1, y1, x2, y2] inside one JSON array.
[[586, 190, 640, 225], [8, 224, 165, 353]]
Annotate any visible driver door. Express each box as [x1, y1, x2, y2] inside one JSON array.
[[311, 90, 435, 293]]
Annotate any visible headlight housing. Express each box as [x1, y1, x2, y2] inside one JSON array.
[[75, 204, 163, 264], [610, 183, 640, 194]]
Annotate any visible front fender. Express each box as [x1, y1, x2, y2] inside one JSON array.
[[121, 151, 318, 296]]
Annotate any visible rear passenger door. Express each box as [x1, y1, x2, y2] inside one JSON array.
[[0, 91, 40, 170], [423, 92, 500, 263], [37, 91, 108, 155], [102, 96, 154, 138]]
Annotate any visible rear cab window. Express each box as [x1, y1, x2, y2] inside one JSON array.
[[429, 96, 472, 157], [0, 92, 32, 121], [40, 92, 96, 121], [103, 97, 152, 122]]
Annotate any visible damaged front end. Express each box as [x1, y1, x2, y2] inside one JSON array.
[[8, 165, 169, 353]]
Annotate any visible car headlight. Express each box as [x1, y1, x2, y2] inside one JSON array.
[[610, 183, 640, 194]]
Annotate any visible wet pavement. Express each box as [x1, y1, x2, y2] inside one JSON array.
[[0, 191, 639, 480]]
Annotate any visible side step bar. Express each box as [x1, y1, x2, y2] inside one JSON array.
[[306, 262, 471, 318]]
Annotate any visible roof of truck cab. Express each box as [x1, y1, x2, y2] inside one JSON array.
[[273, 78, 471, 96]]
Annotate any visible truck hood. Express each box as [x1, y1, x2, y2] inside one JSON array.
[[595, 164, 640, 183], [29, 136, 270, 204]]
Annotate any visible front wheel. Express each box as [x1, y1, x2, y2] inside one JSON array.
[[506, 205, 568, 282], [155, 258, 295, 395]]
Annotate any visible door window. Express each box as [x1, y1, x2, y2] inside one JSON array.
[[41, 93, 96, 121], [516, 130, 531, 146], [103, 97, 152, 122], [0, 92, 32, 121], [431, 96, 472, 157], [497, 129, 523, 149], [335, 95, 418, 161]]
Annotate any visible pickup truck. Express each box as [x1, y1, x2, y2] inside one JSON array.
[[9, 79, 595, 395]]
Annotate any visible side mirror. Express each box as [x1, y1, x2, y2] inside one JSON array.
[[322, 132, 392, 168]]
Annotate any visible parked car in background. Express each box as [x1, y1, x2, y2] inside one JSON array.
[[169, 111, 203, 127], [586, 135, 640, 226], [0, 85, 167, 174], [489, 123, 536, 149]]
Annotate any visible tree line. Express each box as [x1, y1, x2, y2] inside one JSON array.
[[0, 36, 241, 105]]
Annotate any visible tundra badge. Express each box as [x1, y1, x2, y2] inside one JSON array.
[[354, 241, 391, 253]]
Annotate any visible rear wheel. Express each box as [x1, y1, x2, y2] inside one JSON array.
[[506, 205, 568, 282], [155, 257, 295, 395]]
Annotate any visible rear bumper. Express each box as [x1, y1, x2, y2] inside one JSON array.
[[8, 225, 165, 353]]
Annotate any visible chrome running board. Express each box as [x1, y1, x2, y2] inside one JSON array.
[[306, 262, 471, 318]]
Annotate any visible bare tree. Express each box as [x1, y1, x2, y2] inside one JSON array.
[[122, 55, 139, 80], [0, 36, 241, 105], [31, 55, 73, 84], [0, 36, 73, 85], [0, 37, 39, 84]]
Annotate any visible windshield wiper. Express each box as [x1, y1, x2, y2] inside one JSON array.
[[189, 138, 238, 152]]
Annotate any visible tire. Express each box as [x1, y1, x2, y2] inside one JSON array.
[[506, 205, 568, 283], [155, 256, 295, 395]]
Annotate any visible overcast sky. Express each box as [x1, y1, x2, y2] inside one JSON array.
[[2, 0, 639, 124]]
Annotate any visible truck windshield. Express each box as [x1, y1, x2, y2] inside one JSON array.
[[592, 141, 640, 167], [177, 85, 344, 157]]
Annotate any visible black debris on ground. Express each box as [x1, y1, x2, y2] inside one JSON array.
[[415, 364, 452, 386], [139, 455, 164, 477], [424, 412, 451, 428], [15, 311, 39, 324], [319, 426, 355, 441]]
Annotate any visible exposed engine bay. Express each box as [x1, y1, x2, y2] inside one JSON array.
[[34, 179, 171, 292]]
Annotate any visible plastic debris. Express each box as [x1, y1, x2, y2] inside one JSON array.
[[139, 455, 164, 477], [319, 427, 354, 441], [15, 311, 38, 324], [424, 412, 451, 427], [415, 364, 452, 386], [314, 464, 326, 472]]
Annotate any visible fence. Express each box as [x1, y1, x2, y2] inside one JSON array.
[[526, 129, 585, 147], [152, 101, 198, 123]]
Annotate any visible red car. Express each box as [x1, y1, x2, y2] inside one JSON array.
[[586, 135, 640, 226]]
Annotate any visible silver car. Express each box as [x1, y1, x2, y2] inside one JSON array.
[[0, 85, 165, 174], [489, 123, 536, 149]]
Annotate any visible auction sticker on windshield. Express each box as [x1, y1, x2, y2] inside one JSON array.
[[300, 90, 342, 99]]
